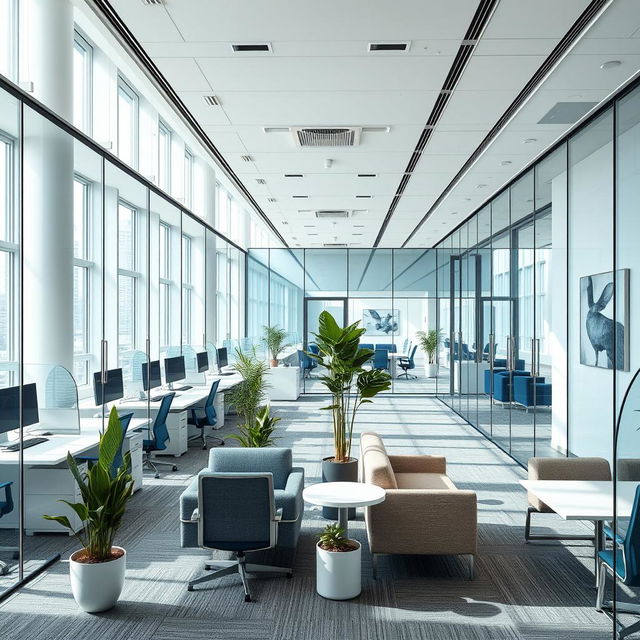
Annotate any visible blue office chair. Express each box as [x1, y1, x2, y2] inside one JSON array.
[[397, 345, 418, 379], [185, 472, 292, 601], [188, 380, 223, 450], [402, 338, 409, 354], [298, 350, 317, 378], [596, 485, 640, 638], [308, 343, 320, 355], [77, 412, 134, 478], [143, 393, 178, 479], [0, 481, 16, 575], [372, 348, 389, 371]]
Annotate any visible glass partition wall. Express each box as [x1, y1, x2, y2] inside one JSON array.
[[0, 78, 246, 599]]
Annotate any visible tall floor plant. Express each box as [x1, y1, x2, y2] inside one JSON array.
[[308, 311, 391, 462]]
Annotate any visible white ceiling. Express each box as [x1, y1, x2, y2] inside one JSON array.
[[107, 0, 640, 249]]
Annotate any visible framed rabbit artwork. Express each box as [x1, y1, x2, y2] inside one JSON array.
[[579, 269, 629, 371]]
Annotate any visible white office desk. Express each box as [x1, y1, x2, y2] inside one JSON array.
[[0, 433, 98, 466]]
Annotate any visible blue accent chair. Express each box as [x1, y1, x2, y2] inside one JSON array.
[[372, 348, 390, 371], [0, 481, 15, 575], [377, 343, 397, 353], [188, 380, 223, 450], [484, 368, 506, 395], [143, 392, 177, 478], [77, 412, 134, 477], [493, 370, 531, 403], [360, 343, 374, 351], [397, 345, 418, 379], [513, 376, 551, 411], [298, 349, 317, 378], [494, 358, 526, 370], [308, 343, 320, 355], [180, 448, 304, 558], [596, 485, 640, 636]]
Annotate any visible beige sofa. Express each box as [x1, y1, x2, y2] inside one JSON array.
[[360, 432, 477, 578]]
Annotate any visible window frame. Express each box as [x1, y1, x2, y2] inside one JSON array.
[[72, 29, 94, 136], [158, 119, 172, 192], [184, 147, 194, 208], [116, 75, 139, 169], [117, 199, 141, 354], [159, 221, 172, 348]]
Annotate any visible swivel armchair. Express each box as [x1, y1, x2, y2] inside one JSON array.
[[143, 392, 178, 478], [188, 380, 224, 450], [397, 345, 418, 379]]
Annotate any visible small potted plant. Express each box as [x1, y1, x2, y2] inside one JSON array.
[[227, 404, 280, 448], [43, 407, 135, 613], [263, 325, 291, 367], [416, 329, 442, 378], [308, 311, 391, 518], [316, 524, 361, 600]]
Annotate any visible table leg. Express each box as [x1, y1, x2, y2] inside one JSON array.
[[338, 507, 349, 537], [594, 520, 603, 587]]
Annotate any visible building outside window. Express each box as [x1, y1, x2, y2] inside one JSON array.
[[73, 177, 92, 386], [72, 30, 93, 135], [117, 77, 138, 168], [158, 120, 171, 192]]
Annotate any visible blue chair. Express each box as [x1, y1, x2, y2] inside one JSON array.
[[596, 485, 640, 637], [180, 447, 304, 560], [377, 343, 397, 353], [493, 370, 530, 403], [298, 349, 317, 378], [372, 348, 389, 371], [484, 367, 506, 395], [397, 345, 418, 379], [0, 481, 16, 575], [494, 357, 526, 370], [143, 393, 177, 478], [513, 376, 551, 411], [77, 412, 134, 478], [188, 380, 223, 450], [360, 343, 374, 351], [308, 343, 320, 355], [183, 472, 292, 601]]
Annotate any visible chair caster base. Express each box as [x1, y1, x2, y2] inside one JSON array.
[[244, 594, 251, 603], [172, 465, 178, 472], [154, 473, 159, 479], [202, 444, 207, 450], [187, 585, 194, 592]]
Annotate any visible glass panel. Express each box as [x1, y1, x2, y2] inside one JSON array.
[[117, 78, 138, 168], [182, 214, 206, 351]]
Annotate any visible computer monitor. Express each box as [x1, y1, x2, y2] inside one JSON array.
[[196, 351, 209, 373], [142, 360, 162, 391], [93, 368, 124, 406], [164, 355, 186, 384], [0, 383, 39, 435], [217, 347, 228, 369]]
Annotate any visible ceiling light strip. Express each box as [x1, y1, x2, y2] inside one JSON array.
[[86, 0, 288, 248], [372, 0, 499, 247], [401, 0, 610, 248]]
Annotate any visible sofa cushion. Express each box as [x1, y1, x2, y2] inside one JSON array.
[[360, 432, 397, 490], [395, 472, 457, 490]]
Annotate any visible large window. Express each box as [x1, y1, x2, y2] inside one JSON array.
[[117, 201, 139, 353], [117, 77, 138, 168], [0, 133, 16, 388], [73, 177, 92, 385], [184, 148, 193, 208], [182, 234, 192, 344], [216, 183, 230, 235], [158, 120, 171, 192], [159, 222, 171, 348], [72, 31, 93, 135]]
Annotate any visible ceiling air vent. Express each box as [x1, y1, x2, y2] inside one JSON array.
[[323, 243, 348, 248], [232, 43, 272, 53], [315, 210, 350, 219], [141, 0, 164, 5], [203, 95, 219, 106], [368, 42, 410, 52], [240, 155, 253, 162], [292, 127, 361, 148]]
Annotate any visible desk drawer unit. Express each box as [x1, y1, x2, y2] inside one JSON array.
[[156, 411, 188, 457], [124, 431, 144, 492]]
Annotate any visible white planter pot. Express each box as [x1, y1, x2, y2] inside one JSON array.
[[316, 540, 361, 600], [69, 547, 126, 613], [425, 363, 438, 378]]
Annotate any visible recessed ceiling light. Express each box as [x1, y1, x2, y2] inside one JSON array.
[[358, 174, 377, 178], [523, 138, 537, 144], [255, 178, 266, 184], [284, 174, 304, 178], [600, 60, 622, 70], [368, 42, 410, 52], [203, 95, 219, 106], [232, 43, 272, 53], [240, 155, 253, 162], [501, 160, 512, 166]]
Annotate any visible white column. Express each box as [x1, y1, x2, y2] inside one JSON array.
[[22, 0, 75, 371]]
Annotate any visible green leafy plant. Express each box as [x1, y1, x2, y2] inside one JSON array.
[[317, 523, 357, 552], [415, 329, 442, 364], [263, 325, 290, 364], [308, 311, 391, 463], [43, 407, 134, 562], [228, 405, 280, 448], [226, 347, 269, 430]]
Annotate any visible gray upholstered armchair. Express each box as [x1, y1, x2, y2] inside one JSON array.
[[180, 447, 304, 554]]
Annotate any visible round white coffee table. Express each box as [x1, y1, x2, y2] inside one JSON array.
[[303, 481, 386, 535]]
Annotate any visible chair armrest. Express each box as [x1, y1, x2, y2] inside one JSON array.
[[179, 475, 201, 522], [388, 454, 446, 474], [603, 523, 625, 546], [274, 507, 283, 521], [366, 489, 477, 555], [275, 467, 304, 522]]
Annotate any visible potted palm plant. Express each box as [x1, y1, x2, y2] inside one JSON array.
[[263, 325, 291, 367], [416, 329, 442, 378], [308, 311, 391, 518], [315, 524, 361, 600], [43, 407, 134, 613], [226, 347, 269, 428], [227, 405, 280, 447]]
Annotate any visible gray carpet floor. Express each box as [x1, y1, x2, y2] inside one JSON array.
[[0, 395, 621, 639]]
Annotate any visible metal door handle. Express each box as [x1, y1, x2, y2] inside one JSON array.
[[489, 333, 495, 370]]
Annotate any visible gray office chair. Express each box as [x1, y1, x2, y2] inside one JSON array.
[[185, 472, 292, 601]]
